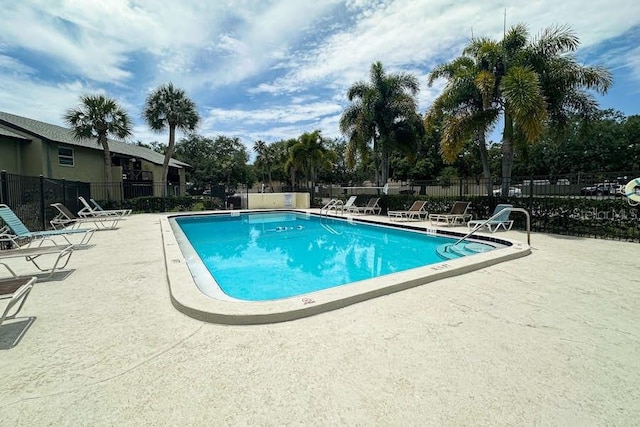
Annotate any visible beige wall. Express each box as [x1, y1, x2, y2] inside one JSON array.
[[247, 192, 310, 209]]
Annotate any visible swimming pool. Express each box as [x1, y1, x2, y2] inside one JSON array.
[[163, 210, 530, 324], [174, 212, 497, 301]]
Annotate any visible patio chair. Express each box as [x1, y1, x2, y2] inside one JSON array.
[[1, 276, 36, 327], [90, 198, 132, 216], [467, 204, 514, 233], [0, 204, 95, 248], [0, 244, 74, 279], [387, 200, 428, 221], [78, 196, 131, 218], [428, 201, 472, 226], [342, 196, 360, 214], [50, 203, 122, 230], [349, 197, 381, 215]]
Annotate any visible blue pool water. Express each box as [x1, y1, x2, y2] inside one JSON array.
[[175, 212, 494, 301]]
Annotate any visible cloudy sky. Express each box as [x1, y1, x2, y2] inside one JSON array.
[[1, 0, 639, 160]]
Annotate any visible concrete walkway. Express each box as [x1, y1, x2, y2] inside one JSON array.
[[0, 212, 638, 425]]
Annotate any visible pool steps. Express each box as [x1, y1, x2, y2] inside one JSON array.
[[437, 241, 495, 260]]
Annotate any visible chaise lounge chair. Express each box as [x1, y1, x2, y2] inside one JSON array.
[[0, 244, 74, 279], [342, 196, 359, 214], [50, 203, 122, 230], [0, 204, 95, 248], [90, 198, 132, 216], [387, 200, 428, 221], [1, 276, 36, 327], [467, 204, 514, 232], [78, 196, 131, 218], [348, 197, 381, 215], [428, 201, 472, 226], [344, 196, 373, 214]]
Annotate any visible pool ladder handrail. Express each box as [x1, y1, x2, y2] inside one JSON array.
[[447, 207, 531, 251], [320, 199, 344, 216]]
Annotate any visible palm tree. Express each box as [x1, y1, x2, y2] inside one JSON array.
[[253, 140, 270, 188], [429, 24, 612, 195], [253, 140, 267, 185], [425, 54, 500, 195], [143, 83, 200, 194], [284, 131, 333, 196], [340, 61, 421, 186], [64, 94, 132, 200]]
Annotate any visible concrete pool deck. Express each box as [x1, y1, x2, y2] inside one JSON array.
[[0, 211, 638, 425]]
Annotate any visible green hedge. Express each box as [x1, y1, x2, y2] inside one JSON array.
[[356, 194, 639, 242], [95, 196, 225, 213]]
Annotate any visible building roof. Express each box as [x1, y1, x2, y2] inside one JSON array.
[[0, 111, 189, 168], [0, 126, 30, 141]]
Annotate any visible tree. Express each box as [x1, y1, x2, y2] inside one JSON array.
[[266, 140, 292, 185], [135, 140, 167, 154], [173, 134, 217, 190], [284, 131, 334, 198], [64, 94, 132, 200], [340, 61, 422, 186], [209, 136, 250, 187], [253, 140, 276, 190], [143, 83, 200, 194], [428, 24, 612, 195], [425, 54, 499, 195]]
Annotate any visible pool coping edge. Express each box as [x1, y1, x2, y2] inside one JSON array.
[[161, 210, 531, 324]]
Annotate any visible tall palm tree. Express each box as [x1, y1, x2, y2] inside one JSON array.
[[253, 140, 276, 188], [253, 140, 270, 188], [143, 83, 200, 194], [64, 94, 132, 200], [429, 24, 612, 195], [425, 54, 500, 195], [340, 61, 421, 186]]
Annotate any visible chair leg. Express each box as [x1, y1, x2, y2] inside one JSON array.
[[0, 262, 18, 278], [25, 246, 73, 277]]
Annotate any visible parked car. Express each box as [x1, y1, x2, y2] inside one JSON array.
[[580, 182, 624, 196], [493, 187, 522, 197]]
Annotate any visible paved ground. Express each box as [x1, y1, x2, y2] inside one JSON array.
[[0, 212, 638, 426]]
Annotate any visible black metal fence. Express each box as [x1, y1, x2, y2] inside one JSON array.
[[0, 171, 90, 231], [1, 170, 638, 241]]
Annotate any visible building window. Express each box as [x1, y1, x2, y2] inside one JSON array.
[[58, 146, 74, 166]]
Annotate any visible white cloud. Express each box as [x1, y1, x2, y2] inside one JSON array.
[[0, 0, 638, 149], [203, 101, 342, 129]]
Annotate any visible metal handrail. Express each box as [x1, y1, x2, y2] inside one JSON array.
[[448, 207, 531, 249], [320, 199, 344, 216]]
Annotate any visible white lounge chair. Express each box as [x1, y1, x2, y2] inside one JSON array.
[[50, 203, 122, 230], [0, 204, 95, 247], [467, 204, 514, 232], [429, 201, 472, 226], [347, 197, 381, 215], [1, 276, 36, 327], [388, 200, 427, 221], [78, 196, 131, 218], [342, 196, 359, 214], [90, 198, 132, 216], [0, 244, 74, 279]]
